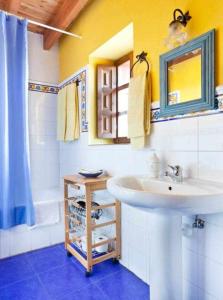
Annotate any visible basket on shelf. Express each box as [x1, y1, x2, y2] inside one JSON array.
[[68, 197, 103, 220]]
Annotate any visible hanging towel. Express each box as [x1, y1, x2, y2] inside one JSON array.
[[128, 72, 151, 149], [65, 83, 80, 141], [57, 87, 67, 140], [57, 83, 80, 141]]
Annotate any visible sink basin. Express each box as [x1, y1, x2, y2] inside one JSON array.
[[107, 175, 223, 215], [108, 175, 223, 299]]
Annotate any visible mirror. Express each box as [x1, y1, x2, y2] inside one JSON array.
[[168, 48, 201, 105], [160, 30, 215, 117]]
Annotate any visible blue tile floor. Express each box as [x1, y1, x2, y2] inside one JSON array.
[[0, 244, 149, 300]]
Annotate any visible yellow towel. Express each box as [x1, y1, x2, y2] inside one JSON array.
[[65, 83, 80, 141], [128, 72, 151, 149], [57, 83, 80, 141], [57, 87, 67, 141]]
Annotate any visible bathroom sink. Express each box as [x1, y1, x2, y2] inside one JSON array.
[[108, 175, 223, 299], [107, 176, 223, 215]]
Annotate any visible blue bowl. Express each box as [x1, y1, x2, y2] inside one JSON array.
[[78, 170, 103, 178]]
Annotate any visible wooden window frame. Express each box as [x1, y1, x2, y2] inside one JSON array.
[[113, 52, 133, 144], [97, 52, 133, 143], [97, 65, 117, 138]]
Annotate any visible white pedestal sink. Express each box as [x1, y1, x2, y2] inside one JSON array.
[[107, 176, 223, 300]]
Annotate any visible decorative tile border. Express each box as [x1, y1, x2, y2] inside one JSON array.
[[29, 73, 223, 131], [29, 67, 88, 133], [29, 82, 59, 94], [151, 95, 223, 123]]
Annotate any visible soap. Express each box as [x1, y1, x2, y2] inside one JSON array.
[[147, 153, 160, 178]]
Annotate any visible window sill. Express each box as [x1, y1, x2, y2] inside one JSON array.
[[113, 137, 130, 144]]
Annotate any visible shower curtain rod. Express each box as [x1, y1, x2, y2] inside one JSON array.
[[1, 9, 82, 39]]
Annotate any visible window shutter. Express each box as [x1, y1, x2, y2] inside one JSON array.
[[97, 65, 117, 138]]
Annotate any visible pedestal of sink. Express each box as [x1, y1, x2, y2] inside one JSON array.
[[149, 212, 182, 300]]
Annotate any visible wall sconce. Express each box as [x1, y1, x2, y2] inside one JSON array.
[[164, 9, 192, 49]]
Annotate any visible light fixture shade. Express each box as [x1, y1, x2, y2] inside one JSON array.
[[164, 21, 188, 49], [164, 9, 191, 49]]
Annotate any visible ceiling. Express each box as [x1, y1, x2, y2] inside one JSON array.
[[0, 0, 90, 49]]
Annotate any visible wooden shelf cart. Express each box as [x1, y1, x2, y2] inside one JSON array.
[[64, 175, 121, 275]]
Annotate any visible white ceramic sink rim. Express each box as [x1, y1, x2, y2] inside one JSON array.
[[107, 175, 223, 215], [112, 176, 223, 197]]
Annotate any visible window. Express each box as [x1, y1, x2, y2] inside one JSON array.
[[97, 53, 132, 143]]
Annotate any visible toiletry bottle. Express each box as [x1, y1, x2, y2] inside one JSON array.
[[148, 153, 160, 178]]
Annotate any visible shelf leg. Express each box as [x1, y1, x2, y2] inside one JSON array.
[[85, 187, 93, 273], [64, 182, 69, 250]]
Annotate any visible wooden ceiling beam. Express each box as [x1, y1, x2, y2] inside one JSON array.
[[43, 0, 89, 50], [4, 0, 21, 14]]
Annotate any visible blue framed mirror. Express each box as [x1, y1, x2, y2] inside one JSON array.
[[160, 29, 215, 117]]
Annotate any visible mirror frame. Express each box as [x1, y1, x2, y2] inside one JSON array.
[[160, 29, 215, 117]]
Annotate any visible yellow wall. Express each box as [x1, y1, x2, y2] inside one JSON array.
[[59, 0, 222, 101], [168, 54, 201, 102]]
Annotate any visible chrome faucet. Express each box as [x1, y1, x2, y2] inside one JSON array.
[[165, 165, 183, 183]]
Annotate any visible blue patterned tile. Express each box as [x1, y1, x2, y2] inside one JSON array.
[[0, 255, 34, 288], [38, 263, 92, 299], [0, 276, 50, 300], [58, 284, 109, 300], [88, 259, 123, 283], [95, 268, 149, 300], [25, 244, 71, 274]]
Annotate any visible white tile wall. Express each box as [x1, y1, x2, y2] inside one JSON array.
[[28, 32, 59, 84], [198, 255, 223, 298], [0, 32, 63, 259], [59, 110, 223, 299], [198, 152, 223, 183], [29, 227, 52, 250], [183, 280, 199, 300], [198, 113, 223, 152], [9, 228, 32, 256], [0, 231, 10, 258]]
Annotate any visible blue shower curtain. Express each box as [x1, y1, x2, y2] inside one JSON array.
[[0, 12, 35, 229]]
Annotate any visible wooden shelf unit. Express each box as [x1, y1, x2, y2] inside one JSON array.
[[63, 175, 121, 275]]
